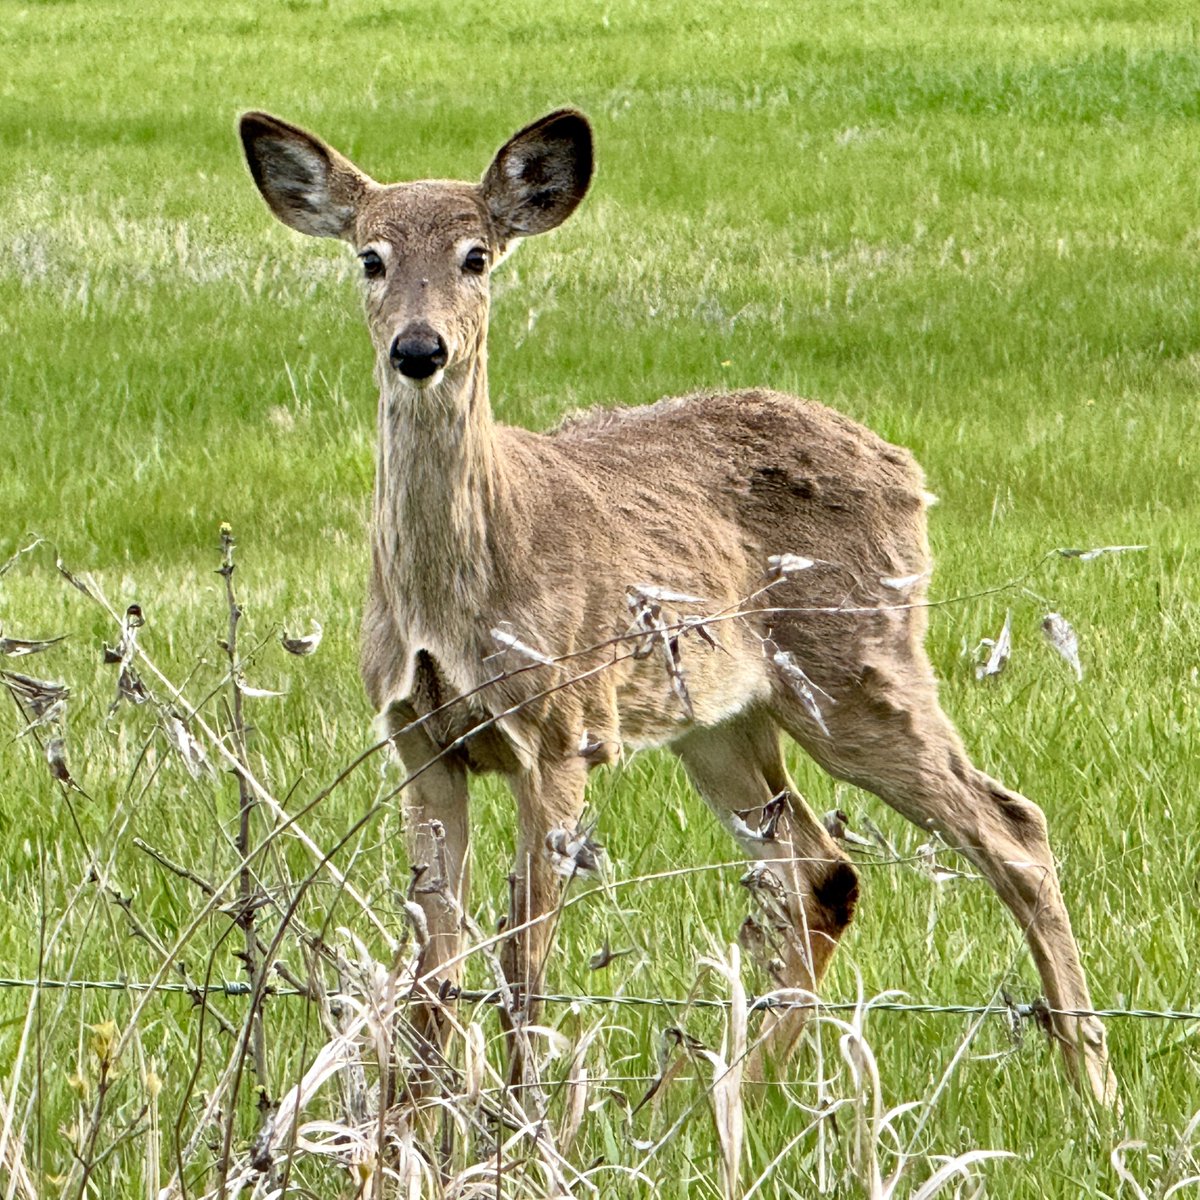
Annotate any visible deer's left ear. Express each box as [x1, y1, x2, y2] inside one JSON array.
[[481, 109, 593, 241]]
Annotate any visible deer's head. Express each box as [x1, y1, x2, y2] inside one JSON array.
[[240, 110, 593, 392]]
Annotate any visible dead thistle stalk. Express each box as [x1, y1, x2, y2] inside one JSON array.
[[214, 523, 273, 1192], [219, 525, 269, 1074]]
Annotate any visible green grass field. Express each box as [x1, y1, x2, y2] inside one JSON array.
[[2, 1, 1198, 1195]]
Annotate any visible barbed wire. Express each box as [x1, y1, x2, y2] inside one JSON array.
[[456, 990, 1200, 1023], [1, 975, 1195, 1024]]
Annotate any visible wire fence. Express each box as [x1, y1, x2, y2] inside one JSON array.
[[2, 975, 1196, 1024]]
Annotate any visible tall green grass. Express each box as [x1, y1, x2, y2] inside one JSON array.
[[2, 1, 1198, 1195]]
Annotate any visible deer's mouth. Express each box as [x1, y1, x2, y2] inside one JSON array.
[[391, 366, 447, 392]]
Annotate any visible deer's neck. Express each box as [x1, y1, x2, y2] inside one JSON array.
[[372, 352, 506, 648]]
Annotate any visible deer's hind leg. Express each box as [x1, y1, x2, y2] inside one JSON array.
[[672, 711, 859, 1067], [772, 644, 1117, 1107]]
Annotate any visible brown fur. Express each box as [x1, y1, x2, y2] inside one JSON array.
[[240, 109, 1115, 1104]]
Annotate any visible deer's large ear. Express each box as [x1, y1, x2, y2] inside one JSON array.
[[481, 110, 593, 241], [239, 112, 372, 240]]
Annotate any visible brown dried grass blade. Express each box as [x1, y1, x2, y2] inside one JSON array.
[[1, 670, 69, 721], [0, 1086, 39, 1200], [559, 1026, 604, 1154], [694, 945, 747, 1200], [631, 1027, 693, 1116]]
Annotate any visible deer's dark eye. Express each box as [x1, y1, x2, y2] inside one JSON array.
[[463, 246, 488, 276], [359, 249, 385, 279]]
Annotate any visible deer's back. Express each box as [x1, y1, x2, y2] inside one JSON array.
[[512, 389, 930, 604]]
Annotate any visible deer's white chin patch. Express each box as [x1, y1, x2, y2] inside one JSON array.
[[393, 367, 446, 391]]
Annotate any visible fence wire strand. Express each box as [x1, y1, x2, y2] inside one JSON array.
[[0, 976, 1195, 1024]]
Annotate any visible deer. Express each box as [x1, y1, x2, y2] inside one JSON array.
[[239, 107, 1116, 1106]]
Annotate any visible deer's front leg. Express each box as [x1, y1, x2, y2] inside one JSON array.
[[500, 758, 588, 1076], [389, 709, 471, 1076]]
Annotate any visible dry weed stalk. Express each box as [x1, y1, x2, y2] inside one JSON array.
[[20, 545, 398, 1198], [739, 979, 1014, 1199], [213, 523, 273, 1191], [625, 948, 1015, 1198], [201, 934, 602, 1200], [202, 946, 422, 1198]]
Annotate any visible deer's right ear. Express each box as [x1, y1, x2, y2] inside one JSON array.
[[239, 112, 371, 240]]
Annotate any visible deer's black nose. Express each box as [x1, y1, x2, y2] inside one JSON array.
[[389, 325, 448, 379]]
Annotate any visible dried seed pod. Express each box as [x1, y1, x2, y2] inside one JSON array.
[[974, 609, 1012, 680], [914, 841, 975, 883], [117, 667, 149, 706], [490, 624, 555, 666], [280, 620, 323, 657], [822, 808, 875, 848], [238, 681, 284, 699], [106, 605, 148, 713], [2, 670, 69, 720], [545, 826, 603, 878], [663, 632, 694, 719], [162, 714, 210, 778], [587, 939, 633, 970], [766, 553, 815, 578], [627, 583, 707, 605], [880, 571, 926, 592], [1042, 611, 1083, 680], [0, 630, 67, 658], [680, 614, 723, 651], [766, 641, 832, 734], [45, 736, 73, 784]]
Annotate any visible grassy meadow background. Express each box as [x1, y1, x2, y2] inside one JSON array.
[[2, 0, 1199, 1195]]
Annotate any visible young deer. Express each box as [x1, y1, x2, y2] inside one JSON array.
[[240, 109, 1115, 1105]]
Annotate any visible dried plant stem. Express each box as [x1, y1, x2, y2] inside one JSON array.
[[11, 802, 147, 1200], [131, 836, 213, 894], [72, 1040, 118, 1200], [12, 530, 1143, 1195], [138, 647, 394, 943], [215, 524, 273, 1198]]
